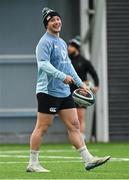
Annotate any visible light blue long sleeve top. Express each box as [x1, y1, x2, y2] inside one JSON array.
[[36, 32, 83, 97]]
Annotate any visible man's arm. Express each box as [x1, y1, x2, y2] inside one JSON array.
[[86, 61, 99, 87], [38, 60, 67, 81]]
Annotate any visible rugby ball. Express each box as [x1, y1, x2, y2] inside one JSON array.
[[72, 88, 95, 107]]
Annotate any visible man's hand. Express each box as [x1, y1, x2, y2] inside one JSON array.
[[80, 82, 88, 90], [63, 75, 74, 85]]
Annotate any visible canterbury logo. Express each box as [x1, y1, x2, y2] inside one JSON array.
[[49, 107, 57, 112]]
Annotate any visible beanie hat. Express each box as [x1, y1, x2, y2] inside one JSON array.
[[69, 36, 81, 49], [42, 7, 61, 28]]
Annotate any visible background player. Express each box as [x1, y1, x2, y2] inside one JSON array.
[[68, 36, 99, 141]]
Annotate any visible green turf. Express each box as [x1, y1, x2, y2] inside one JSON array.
[[0, 143, 129, 179]]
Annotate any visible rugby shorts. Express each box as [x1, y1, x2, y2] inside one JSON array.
[[37, 93, 76, 114]]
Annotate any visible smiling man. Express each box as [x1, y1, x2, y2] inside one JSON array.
[[26, 7, 110, 173]]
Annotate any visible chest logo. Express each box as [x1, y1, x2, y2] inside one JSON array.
[[54, 45, 58, 48], [61, 49, 67, 59]]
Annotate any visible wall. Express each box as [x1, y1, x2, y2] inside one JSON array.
[[0, 0, 80, 143]]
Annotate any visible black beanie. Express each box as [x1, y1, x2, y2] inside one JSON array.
[[69, 36, 81, 50], [42, 7, 61, 28]]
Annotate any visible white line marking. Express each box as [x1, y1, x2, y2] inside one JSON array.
[[0, 154, 81, 159], [0, 153, 129, 162], [0, 160, 82, 164], [111, 158, 129, 162], [0, 158, 129, 165], [0, 149, 98, 154], [0, 150, 73, 153]]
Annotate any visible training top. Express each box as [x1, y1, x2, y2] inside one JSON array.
[[36, 32, 83, 97]]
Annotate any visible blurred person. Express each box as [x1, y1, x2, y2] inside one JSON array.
[[26, 7, 110, 173], [68, 36, 99, 141]]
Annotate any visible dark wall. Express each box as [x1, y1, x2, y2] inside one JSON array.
[[106, 0, 129, 141]]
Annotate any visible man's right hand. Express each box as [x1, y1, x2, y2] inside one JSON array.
[[63, 75, 74, 85]]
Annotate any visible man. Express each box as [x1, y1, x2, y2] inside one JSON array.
[[26, 7, 110, 173], [68, 36, 99, 141]]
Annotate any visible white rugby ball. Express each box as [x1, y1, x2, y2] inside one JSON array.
[[72, 88, 95, 107]]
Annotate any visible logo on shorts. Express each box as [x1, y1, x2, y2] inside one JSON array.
[[49, 107, 57, 113]]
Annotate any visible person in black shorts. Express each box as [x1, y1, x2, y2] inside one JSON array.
[[68, 36, 99, 141], [26, 7, 110, 173]]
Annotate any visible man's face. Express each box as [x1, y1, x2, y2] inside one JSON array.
[[68, 44, 77, 55], [47, 16, 62, 33]]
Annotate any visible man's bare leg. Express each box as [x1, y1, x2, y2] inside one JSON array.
[[59, 108, 110, 170], [27, 112, 54, 172]]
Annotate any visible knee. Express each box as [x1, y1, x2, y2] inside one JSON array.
[[78, 113, 85, 122], [34, 123, 51, 135], [41, 124, 49, 134], [68, 119, 80, 132]]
